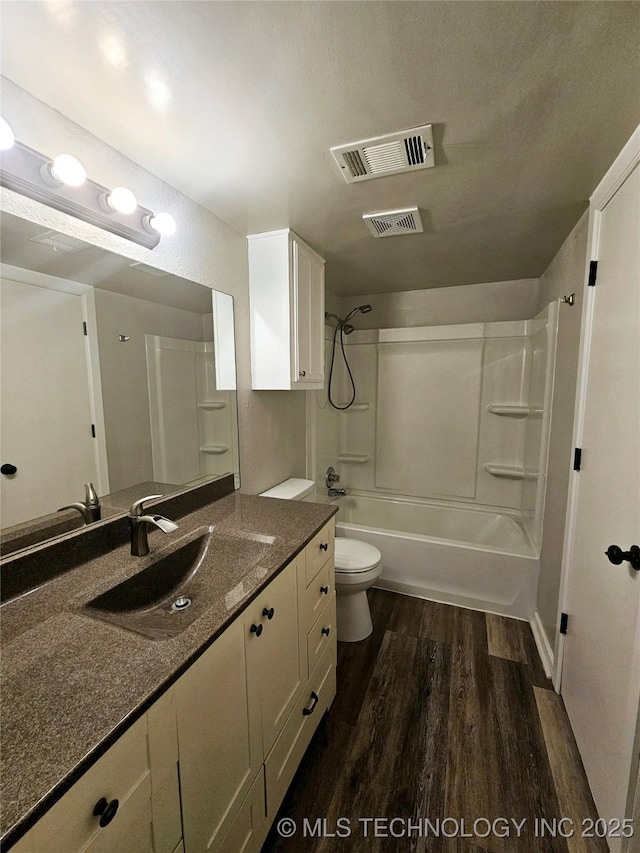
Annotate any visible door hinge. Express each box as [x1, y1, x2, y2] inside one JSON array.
[[560, 612, 569, 635], [91, 424, 96, 438], [588, 260, 598, 287], [83, 321, 88, 336], [573, 447, 582, 471]]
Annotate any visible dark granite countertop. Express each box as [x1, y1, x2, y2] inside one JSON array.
[[0, 491, 337, 850]]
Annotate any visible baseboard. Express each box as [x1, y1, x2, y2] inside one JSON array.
[[530, 610, 555, 679]]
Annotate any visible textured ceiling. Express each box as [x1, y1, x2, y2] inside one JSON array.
[[1, 1, 639, 296]]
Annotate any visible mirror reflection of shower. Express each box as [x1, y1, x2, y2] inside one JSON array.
[[325, 305, 373, 410]]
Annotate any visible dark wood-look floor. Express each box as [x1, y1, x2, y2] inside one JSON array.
[[262, 590, 605, 853]]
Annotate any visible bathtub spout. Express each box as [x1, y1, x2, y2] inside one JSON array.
[[329, 488, 347, 498]]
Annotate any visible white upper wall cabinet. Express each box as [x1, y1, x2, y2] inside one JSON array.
[[248, 229, 325, 390]]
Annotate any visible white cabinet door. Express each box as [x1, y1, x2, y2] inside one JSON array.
[[292, 239, 325, 386], [176, 618, 261, 853], [245, 556, 306, 757], [248, 229, 325, 390], [28, 716, 153, 853], [264, 642, 336, 819], [215, 769, 268, 853]]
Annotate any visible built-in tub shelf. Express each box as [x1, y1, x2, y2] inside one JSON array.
[[487, 404, 543, 417], [337, 454, 370, 464], [483, 463, 538, 480], [198, 401, 227, 410], [340, 403, 370, 412], [200, 444, 229, 454]]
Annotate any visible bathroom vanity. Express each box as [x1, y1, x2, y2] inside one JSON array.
[[0, 479, 337, 853]]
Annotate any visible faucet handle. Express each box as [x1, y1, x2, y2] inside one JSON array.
[[129, 495, 164, 517]]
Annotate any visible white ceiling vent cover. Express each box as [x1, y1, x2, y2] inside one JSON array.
[[129, 262, 169, 278], [331, 124, 434, 183], [363, 207, 424, 238], [30, 230, 91, 253]]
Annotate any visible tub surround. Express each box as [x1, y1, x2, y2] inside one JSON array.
[[0, 482, 337, 849]]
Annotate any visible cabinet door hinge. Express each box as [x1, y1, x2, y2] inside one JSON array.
[[91, 424, 96, 438], [560, 612, 569, 635], [588, 260, 598, 287], [573, 447, 582, 471], [83, 321, 88, 336]]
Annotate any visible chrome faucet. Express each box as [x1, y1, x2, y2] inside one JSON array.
[[128, 495, 179, 556], [326, 466, 346, 497], [58, 482, 101, 524]]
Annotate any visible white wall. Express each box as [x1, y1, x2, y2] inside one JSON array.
[[337, 278, 540, 329], [0, 78, 306, 494], [535, 211, 589, 647]]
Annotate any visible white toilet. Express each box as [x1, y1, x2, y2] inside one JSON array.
[[259, 479, 383, 643], [334, 538, 383, 642]]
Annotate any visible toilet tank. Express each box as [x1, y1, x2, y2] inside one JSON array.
[[259, 478, 316, 502]]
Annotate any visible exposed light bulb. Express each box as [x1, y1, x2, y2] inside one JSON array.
[[50, 154, 86, 187], [0, 117, 15, 150], [149, 212, 176, 236], [106, 186, 137, 214]]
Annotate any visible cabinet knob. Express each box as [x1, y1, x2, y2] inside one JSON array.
[[262, 607, 275, 620], [302, 691, 319, 716], [321, 626, 331, 637], [250, 623, 263, 637], [320, 585, 329, 595], [299, 370, 306, 377], [319, 543, 328, 552], [1, 463, 17, 476], [93, 797, 119, 828]]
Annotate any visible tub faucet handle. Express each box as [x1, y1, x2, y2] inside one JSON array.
[[326, 466, 340, 489]]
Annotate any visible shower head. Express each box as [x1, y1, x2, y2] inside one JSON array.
[[343, 323, 355, 335], [344, 304, 374, 323]]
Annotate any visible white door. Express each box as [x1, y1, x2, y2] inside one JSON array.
[[561, 161, 640, 845], [0, 277, 97, 527]]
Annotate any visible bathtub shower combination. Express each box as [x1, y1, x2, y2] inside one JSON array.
[[311, 307, 559, 620]]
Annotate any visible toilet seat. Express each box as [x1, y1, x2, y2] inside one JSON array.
[[335, 539, 381, 574]]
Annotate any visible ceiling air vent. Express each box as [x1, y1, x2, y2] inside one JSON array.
[[363, 207, 424, 238], [129, 262, 169, 278], [30, 230, 91, 253], [331, 124, 434, 183]]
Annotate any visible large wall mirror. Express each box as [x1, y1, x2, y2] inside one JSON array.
[[0, 211, 240, 555]]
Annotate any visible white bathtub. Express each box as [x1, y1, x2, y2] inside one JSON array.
[[331, 494, 539, 620]]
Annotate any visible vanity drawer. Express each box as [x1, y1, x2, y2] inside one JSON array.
[[300, 558, 334, 632], [307, 595, 336, 675], [304, 519, 335, 586], [264, 642, 336, 819], [29, 715, 152, 853]]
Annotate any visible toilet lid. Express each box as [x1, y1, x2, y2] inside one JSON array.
[[335, 539, 382, 573]]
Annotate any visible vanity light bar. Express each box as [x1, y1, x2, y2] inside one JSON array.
[[0, 134, 174, 249]]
